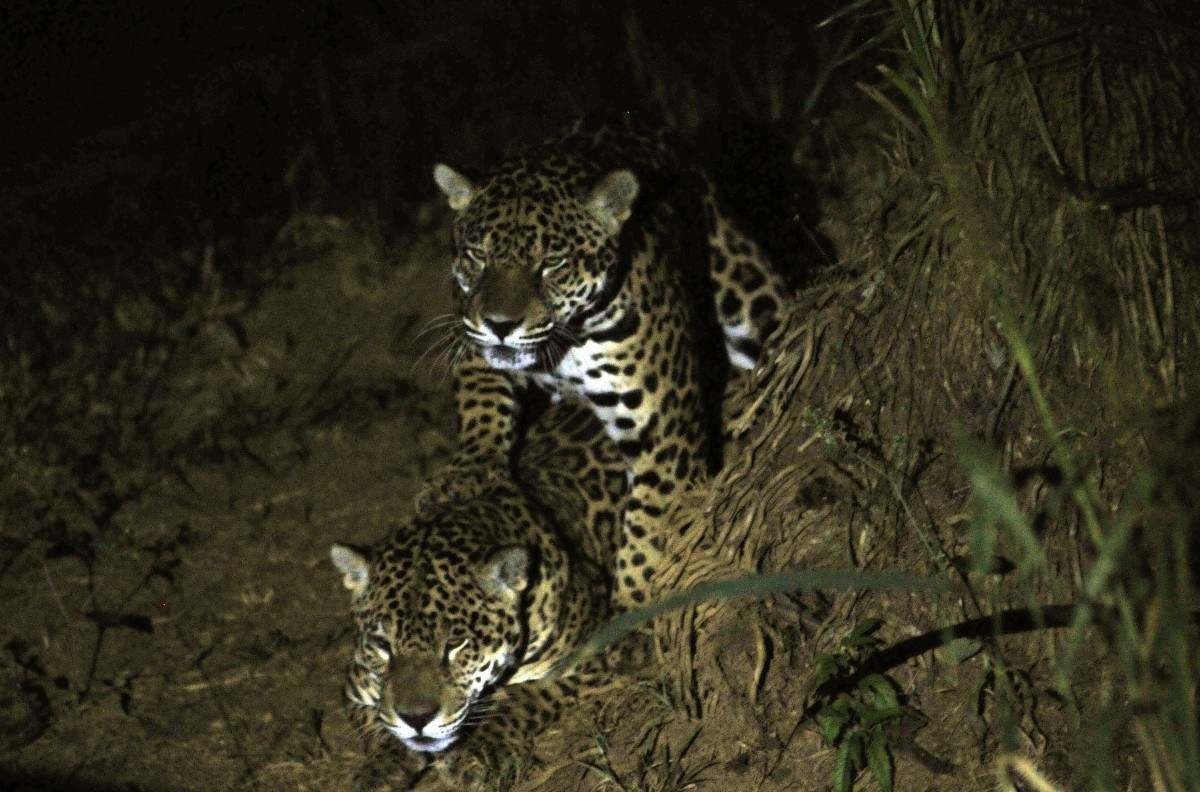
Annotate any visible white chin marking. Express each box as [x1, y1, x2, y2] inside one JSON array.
[[482, 345, 538, 370], [401, 734, 459, 753]]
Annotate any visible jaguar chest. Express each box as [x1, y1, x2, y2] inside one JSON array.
[[531, 340, 646, 442]]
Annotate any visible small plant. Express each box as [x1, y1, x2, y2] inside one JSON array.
[[811, 619, 923, 792]]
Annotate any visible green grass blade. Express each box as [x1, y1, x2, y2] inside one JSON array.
[[550, 568, 943, 676]]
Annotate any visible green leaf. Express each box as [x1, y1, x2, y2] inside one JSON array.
[[867, 730, 895, 792], [813, 653, 841, 687], [842, 633, 882, 649], [833, 734, 864, 792], [850, 618, 883, 640], [858, 674, 900, 709], [817, 707, 851, 744], [842, 619, 885, 649], [828, 696, 857, 724], [861, 705, 906, 729]]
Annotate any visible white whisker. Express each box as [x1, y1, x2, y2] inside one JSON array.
[[410, 313, 461, 342], [440, 337, 471, 384], [436, 339, 463, 373], [410, 321, 462, 346], [411, 329, 459, 374]]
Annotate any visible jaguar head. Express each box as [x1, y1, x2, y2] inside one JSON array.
[[433, 161, 639, 370], [331, 534, 533, 753]]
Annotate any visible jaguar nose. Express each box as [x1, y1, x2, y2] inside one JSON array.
[[484, 317, 520, 341], [398, 704, 439, 733]]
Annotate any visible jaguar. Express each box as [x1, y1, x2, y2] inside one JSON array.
[[425, 115, 789, 608], [331, 402, 626, 782]]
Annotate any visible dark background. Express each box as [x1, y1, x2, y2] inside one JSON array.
[[2, 0, 841, 362], [2, 0, 831, 217]]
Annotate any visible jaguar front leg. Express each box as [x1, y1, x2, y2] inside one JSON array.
[[607, 405, 708, 609], [416, 360, 525, 513]]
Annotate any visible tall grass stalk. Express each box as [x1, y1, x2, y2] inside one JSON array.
[[870, 1, 1200, 788]]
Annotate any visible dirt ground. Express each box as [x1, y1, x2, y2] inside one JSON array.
[[0, 216, 467, 790]]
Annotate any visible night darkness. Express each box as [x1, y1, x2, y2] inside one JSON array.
[[2, 2, 1199, 791]]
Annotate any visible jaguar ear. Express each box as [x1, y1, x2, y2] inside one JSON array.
[[433, 163, 476, 211], [586, 170, 639, 234], [480, 546, 531, 599], [330, 543, 371, 597]]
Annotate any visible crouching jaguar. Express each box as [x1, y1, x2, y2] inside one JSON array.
[[423, 114, 789, 607], [331, 402, 627, 786]]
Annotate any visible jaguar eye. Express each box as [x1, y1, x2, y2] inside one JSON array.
[[465, 247, 487, 265]]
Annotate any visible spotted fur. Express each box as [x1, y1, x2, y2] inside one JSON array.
[[332, 403, 624, 768], [426, 117, 787, 607]]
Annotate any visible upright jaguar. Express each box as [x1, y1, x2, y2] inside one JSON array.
[[427, 115, 789, 607], [331, 403, 626, 785]]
